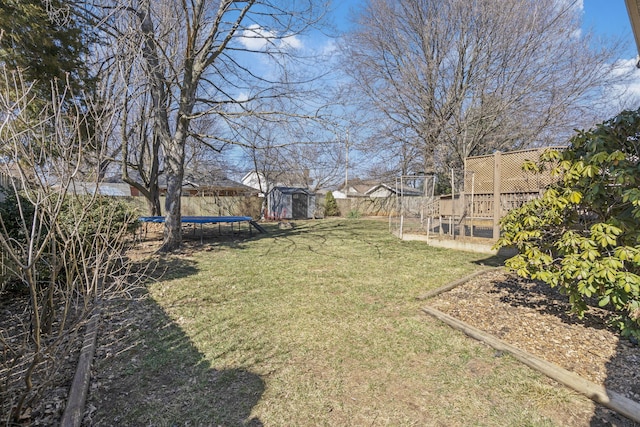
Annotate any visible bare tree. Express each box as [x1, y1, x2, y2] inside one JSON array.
[[341, 0, 633, 175], [238, 115, 345, 198], [86, 0, 329, 251], [0, 67, 140, 424]]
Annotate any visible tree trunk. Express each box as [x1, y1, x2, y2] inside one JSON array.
[[147, 189, 161, 216], [160, 126, 188, 251], [161, 142, 184, 251], [162, 175, 182, 251]]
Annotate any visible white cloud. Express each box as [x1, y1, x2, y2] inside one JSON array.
[[282, 34, 303, 50], [601, 57, 640, 112], [573, 0, 584, 12], [238, 24, 304, 51], [238, 24, 276, 50], [320, 39, 338, 55], [556, 0, 583, 13], [235, 92, 250, 103]]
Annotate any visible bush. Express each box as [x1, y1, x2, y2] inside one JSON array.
[[324, 191, 340, 217], [0, 192, 139, 290], [0, 189, 36, 241], [347, 209, 361, 219], [0, 190, 38, 290], [58, 195, 139, 239], [495, 109, 640, 338]]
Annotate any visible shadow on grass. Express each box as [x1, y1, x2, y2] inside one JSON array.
[[85, 257, 265, 426], [139, 218, 390, 255], [472, 245, 521, 267]]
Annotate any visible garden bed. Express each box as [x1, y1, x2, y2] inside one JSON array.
[[427, 269, 640, 426]]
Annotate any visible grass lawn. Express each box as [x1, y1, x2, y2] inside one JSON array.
[[88, 218, 600, 426]]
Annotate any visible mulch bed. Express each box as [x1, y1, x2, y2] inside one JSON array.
[[428, 269, 640, 426]]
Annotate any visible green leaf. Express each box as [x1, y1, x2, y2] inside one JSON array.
[[569, 191, 583, 204]]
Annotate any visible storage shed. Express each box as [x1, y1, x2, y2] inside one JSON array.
[[267, 187, 316, 220]]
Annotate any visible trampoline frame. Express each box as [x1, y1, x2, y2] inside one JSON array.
[[138, 216, 256, 242]]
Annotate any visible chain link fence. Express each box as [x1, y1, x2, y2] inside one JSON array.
[[389, 175, 437, 237]]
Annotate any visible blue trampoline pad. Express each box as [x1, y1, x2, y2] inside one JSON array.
[[139, 216, 253, 224]]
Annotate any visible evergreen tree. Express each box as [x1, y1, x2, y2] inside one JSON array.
[[0, 0, 92, 97], [324, 191, 340, 217]]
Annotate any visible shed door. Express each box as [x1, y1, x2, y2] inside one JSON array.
[[291, 193, 308, 219]]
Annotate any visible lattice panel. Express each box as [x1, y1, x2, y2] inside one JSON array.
[[464, 156, 493, 193], [464, 147, 564, 194]]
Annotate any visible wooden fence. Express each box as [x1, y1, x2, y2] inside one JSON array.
[[334, 196, 396, 217], [126, 195, 263, 218]]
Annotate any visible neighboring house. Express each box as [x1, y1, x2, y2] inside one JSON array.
[[154, 171, 256, 197], [332, 185, 372, 199], [241, 171, 269, 194], [332, 180, 379, 199], [266, 187, 316, 220], [242, 170, 313, 195], [60, 182, 134, 196], [365, 183, 423, 198], [102, 174, 144, 196], [178, 176, 256, 197], [333, 181, 423, 199], [106, 168, 255, 197]]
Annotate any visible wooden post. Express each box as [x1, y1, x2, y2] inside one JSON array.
[[450, 169, 455, 237], [470, 172, 475, 238], [492, 151, 502, 240]]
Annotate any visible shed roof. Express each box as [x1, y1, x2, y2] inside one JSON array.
[[271, 186, 313, 195]]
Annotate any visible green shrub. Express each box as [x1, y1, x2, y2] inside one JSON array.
[[0, 190, 38, 290], [57, 195, 139, 239], [0, 192, 139, 290], [0, 189, 36, 242], [324, 191, 340, 217], [495, 109, 640, 338], [347, 209, 361, 219]]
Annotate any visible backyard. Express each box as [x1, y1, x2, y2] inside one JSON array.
[[83, 218, 635, 425]]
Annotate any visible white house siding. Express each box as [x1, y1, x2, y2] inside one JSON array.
[[367, 187, 393, 198]]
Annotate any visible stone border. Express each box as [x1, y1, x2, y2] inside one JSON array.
[[61, 306, 101, 427], [421, 271, 640, 423]]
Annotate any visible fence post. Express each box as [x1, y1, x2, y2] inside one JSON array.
[[492, 151, 502, 240]]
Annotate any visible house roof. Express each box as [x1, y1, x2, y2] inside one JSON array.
[[243, 170, 312, 189], [182, 174, 254, 192], [65, 182, 133, 196], [348, 184, 373, 195], [365, 183, 423, 197]]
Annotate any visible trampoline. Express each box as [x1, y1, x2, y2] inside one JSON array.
[[139, 215, 253, 224], [138, 215, 266, 241]]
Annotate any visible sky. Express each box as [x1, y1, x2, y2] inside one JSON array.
[[582, 0, 636, 57], [328, 0, 638, 59], [228, 1, 640, 177], [322, 0, 640, 105]]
